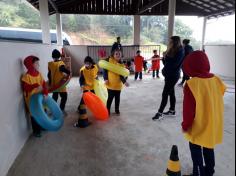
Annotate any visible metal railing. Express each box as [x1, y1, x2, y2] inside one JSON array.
[[87, 45, 161, 63]]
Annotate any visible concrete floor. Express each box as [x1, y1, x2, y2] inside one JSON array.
[[7, 75, 235, 176]]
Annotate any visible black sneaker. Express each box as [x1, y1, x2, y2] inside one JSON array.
[[62, 110, 68, 117], [152, 112, 163, 121], [163, 110, 176, 117], [115, 110, 120, 115]]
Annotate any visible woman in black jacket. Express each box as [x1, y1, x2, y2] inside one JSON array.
[[152, 36, 184, 120]]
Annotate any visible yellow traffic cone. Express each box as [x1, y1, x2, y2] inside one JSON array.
[[166, 145, 181, 176]]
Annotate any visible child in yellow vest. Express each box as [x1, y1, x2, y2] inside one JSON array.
[[74, 56, 99, 128], [48, 49, 70, 115], [21, 55, 48, 137], [103, 49, 129, 115], [181, 51, 226, 176]]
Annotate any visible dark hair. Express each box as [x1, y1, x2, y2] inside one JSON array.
[[84, 56, 95, 65], [153, 50, 157, 53], [136, 50, 141, 54], [117, 37, 121, 40], [167, 36, 182, 57], [52, 49, 61, 59], [32, 56, 39, 63], [183, 39, 190, 45], [111, 48, 122, 57]]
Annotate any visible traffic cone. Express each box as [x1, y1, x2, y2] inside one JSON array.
[[166, 145, 181, 176]]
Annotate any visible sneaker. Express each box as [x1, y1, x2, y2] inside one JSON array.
[[115, 110, 120, 115], [163, 110, 176, 117], [62, 111, 68, 117], [152, 112, 163, 121]]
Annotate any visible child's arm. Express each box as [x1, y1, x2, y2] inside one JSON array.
[[22, 81, 48, 96], [22, 81, 40, 93], [42, 81, 48, 96], [120, 76, 129, 87], [47, 69, 51, 85], [182, 84, 196, 132], [103, 69, 108, 84], [79, 71, 85, 87], [59, 65, 71, 75]]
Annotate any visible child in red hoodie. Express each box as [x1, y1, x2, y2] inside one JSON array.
[[182, 51, 226, 176], [134, 50, 144, 80], [21, 56, 48, 137]]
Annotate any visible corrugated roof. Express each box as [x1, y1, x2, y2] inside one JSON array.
[[27, 0, 235, 18]]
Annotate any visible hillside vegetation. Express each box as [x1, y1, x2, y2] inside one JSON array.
[[0, 0, 200, 48]]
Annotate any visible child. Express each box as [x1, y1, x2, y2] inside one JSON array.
[[21, 55, 48, 137], [103, 49, 129, 115], [151, 50, 161, 78], [134, 50, 144, 80], [182, 51, 226, 176], [74, 56, 99, 128], [48, 49, 71, 115], [178, 39, 194, 86]]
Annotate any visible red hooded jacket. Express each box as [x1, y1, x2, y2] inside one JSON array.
[[134, 55, 144, 72], [182, 51, 214, 131], [22, 56, 48, 95]]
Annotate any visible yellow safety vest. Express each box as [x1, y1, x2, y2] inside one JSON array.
[[48, 60, 67, 92], [106, 57, 124, 90], [184, 76, 226, 148], [80, 65, 98, 91], [21, 73, 44, 110]]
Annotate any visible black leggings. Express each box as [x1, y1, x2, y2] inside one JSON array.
[[107, 89, 121, 113], [31, 116, 41, 134], [189, 142, 215, 176], [52, 92, 68, 111], [153, 69, 159, 78], [135, 72, 142, 80], [158, 77, 179, 113]]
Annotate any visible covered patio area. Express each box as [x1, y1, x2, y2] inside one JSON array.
[[6, 76, 235, 176], [0, 0, 235, 176]]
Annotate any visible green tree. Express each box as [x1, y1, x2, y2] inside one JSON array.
[[174, 19, 193, 39]]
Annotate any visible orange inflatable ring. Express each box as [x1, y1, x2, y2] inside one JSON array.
[[48, 75, 71, 93], [83, 92, 109, 121]]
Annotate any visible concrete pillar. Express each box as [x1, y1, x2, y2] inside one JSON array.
[[167, 0, 176, 41], [134, 15, 141, 46], [201, 17, 207, 50], [56, 13, 63, 45], [39, 0, 51, 44]]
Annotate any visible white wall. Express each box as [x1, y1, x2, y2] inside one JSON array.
[[205, 45, 235, 78], [0, 41, 60, 176]]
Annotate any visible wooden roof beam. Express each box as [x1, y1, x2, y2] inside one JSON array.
[[48, 0, 59, 13], [136, 0, 166, 15]]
